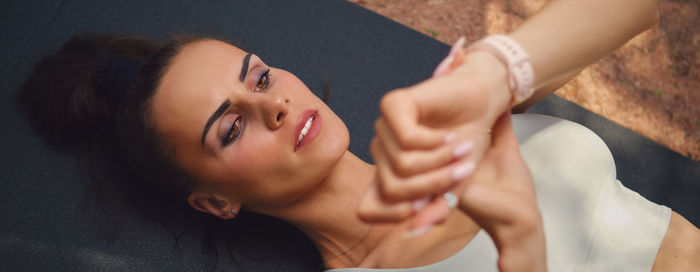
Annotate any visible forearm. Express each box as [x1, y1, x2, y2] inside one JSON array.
[[510, 0, 659, 99], [512, 67, 583, 113]]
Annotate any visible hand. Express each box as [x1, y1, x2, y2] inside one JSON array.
[[358, 38, 513, 226], [456, 113, 546, 272]]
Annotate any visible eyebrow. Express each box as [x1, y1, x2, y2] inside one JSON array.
[[201, 99, 231, 148], [239, 53, 252, 82]]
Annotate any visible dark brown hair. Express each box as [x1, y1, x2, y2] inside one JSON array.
[[16, 33, 310, 270]]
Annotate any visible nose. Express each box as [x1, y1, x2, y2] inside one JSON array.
[[257, 93, 289, 130]]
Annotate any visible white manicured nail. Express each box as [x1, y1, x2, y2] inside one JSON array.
[[449, 36, 467, 56], [406, 225, 434, 238], [452, 161, 475, 182], [413, 196, 431, 212], [452, 141, 474, 158], [432, 55, 454, 76], [443, 132, 456, 143]]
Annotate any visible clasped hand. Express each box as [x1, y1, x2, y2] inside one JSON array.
[[358, 41, 546, 271]]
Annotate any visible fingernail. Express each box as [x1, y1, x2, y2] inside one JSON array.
[[452, 141, 474, 158], [406, 224, 434, 238], [449, 36, 466, 56], [443, 132, 456, 143], [452, 161, 476, 183], [432, 55, 454, 77], [412, 196, 431, 212]]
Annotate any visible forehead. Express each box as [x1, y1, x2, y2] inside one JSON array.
[[152, 39, 247, 146]]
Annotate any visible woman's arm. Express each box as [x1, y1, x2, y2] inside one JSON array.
[[511, 0, 659, 110], [467, 0, 661, 113], [514, 0, 659, 89], [366, 0, 662, 201], [652, 212, 700, 271], [361, 0, 663, 239], [512, 68, 582, 113]]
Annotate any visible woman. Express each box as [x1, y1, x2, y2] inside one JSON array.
[[18, 0, 698, 271]]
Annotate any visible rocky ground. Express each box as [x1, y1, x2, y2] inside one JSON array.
[[348, 0, 699, 160]]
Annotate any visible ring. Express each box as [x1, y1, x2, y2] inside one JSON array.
[[443, 192, 458, 209]]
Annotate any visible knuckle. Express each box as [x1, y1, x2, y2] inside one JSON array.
[[379, 93, 391, 108], [396, 130, 417, 148], [393, 154, 415, 175], [369, 138, 380, 155], [379, 91, 399, 114], [385, 189, 408, 203], [415, 173, 449, 194], [437, 172, 454, 188], [377, 177, 406, 202], [376, 172, 396, 195], [395, 206, 413, 219], [357, 207, 379, 222], [373, 118, 384, 133], [381, 182, 401, 199], [356, 194, 386, 222]]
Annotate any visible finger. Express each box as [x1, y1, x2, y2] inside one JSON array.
[[449, 36, 467, 57], [443, 123, 493, 172], [449, 45, 466, 70], [433, 36, 466, 77], [373, 140, 476, 202], [379, 91, 448, 149], [375, 118, 474, 177], [414, 194, 454, 227], [406, 197, 451, 237], [357, 182, 414, 223], [433, 55, 455, 77]]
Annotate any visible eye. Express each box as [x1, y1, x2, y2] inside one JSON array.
[[222, 116, 243, 146], [254, 69, 271, 92]]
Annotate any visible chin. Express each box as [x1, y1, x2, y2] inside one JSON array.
[[321, 112, 349, 159], [304, 110, 349, 181]]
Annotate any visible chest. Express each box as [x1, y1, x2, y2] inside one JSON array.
[[362, 211, 479, 269]]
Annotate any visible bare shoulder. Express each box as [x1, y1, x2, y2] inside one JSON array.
[[652, 212, 700, 271]]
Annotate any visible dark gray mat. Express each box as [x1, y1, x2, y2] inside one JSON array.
[[1, 0, 697, 271]]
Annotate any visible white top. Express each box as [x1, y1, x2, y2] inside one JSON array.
[[327, 114, 671, 272]]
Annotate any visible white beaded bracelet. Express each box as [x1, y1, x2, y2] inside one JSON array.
[[465, 34, 535, 105]]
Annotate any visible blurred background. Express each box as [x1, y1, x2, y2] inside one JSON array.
[[349, 0, 699, 160]]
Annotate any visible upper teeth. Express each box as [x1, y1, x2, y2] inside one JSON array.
[[297, 116, 314, 145]]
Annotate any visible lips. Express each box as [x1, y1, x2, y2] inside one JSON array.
[[294, 109, 321, 152]]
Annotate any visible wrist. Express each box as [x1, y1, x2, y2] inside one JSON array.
[[465, 34, 536, 108], [457, 51, 512, 119], [497, 219, 547, 272]]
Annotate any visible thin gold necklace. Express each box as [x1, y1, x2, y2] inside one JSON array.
[[321, 223, 375, 267]]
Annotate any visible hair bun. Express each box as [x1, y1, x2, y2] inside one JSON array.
[[92, 54, 144, 107], [18, 34, 155, 152]]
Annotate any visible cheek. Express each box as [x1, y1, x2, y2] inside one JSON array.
[[225, 135, 290, 181], [218, 133, 300, 201]]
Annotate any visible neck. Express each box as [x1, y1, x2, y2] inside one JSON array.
[[262, 151, 390, 269]]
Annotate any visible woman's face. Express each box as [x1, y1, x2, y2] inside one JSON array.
[[152, 39, 349, 209]]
